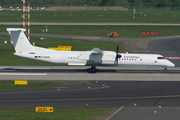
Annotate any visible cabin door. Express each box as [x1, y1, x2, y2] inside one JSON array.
[[60, 56, 65, 63]]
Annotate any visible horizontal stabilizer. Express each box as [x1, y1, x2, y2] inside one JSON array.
[[7, 28, 26, 32]]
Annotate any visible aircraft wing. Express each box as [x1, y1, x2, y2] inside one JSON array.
[[91, 48, 103, 54], [77, 48, 103, 60]]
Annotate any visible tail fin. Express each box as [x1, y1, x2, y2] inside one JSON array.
[[7, 28, 35, 53]]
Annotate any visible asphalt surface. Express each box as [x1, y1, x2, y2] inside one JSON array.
[[109, 107, 180, 120], [0, 66, 179, 73], [1, 66, 180, 81], [1, 81, 180, 110]]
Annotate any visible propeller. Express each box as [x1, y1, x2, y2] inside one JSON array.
[[115, 45, 121, 65]]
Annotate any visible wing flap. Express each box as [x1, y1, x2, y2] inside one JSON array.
[[68, 63, 86, 65]]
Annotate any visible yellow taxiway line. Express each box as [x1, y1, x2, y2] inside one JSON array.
[[0, 94, 180, 102]]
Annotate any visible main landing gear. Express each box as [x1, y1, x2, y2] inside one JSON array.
[[91, 65, 96, 72], [163, 68, 167, 72]]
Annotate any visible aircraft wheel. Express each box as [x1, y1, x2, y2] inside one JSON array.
[[163, 68, 167, 72], [91, 66, 96, 72]]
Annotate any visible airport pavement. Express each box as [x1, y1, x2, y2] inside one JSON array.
[[0, 66, 180, 81], [1, 81, 180, 110], [109, 107, 180, 120]]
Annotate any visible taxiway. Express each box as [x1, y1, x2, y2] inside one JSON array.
[[1, 81, 180, 110]]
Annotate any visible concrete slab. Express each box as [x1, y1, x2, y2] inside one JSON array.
[[0, 66, 180, 81], [109, 107, 180, 120]]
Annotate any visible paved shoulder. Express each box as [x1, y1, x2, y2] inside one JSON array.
[[109, 107, 180, 120]]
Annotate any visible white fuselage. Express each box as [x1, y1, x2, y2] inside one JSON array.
[[14, 46, 175, 67], [7, 28, 175, 69], [118, 53, 174, 67]]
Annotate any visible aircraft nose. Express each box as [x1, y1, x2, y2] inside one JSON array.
[[167, 60, 175, 67], [171, 62, 175, 67]]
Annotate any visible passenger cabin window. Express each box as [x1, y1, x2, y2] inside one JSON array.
[[157, 57, 165, 60]]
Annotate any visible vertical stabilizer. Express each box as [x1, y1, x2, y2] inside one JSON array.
[[7, 28, 35, 53]]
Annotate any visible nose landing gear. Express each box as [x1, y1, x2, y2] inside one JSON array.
[[163, 68, 167, 72]]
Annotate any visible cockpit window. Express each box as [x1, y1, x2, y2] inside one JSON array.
[[157, 57, 165, 59]]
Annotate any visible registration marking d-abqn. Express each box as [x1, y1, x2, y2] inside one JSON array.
[[36, 107, 53, 112]]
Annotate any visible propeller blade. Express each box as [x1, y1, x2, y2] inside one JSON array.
[[116, 45, 119, 53], [115, 45, 121, 65], [116, 45, 119, 60]]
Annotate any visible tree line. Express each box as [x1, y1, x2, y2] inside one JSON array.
[[0, 0, 180, 8]]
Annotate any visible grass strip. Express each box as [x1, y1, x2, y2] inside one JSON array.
[[0, 9, 180, 23], [0, 107, 119, 120], [0, 80, 85, 90], [1, 25, 179, 38]]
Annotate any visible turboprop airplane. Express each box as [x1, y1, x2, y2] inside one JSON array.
[[7, 28, 175, 72]]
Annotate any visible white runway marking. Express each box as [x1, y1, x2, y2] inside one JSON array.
[[0, 73, 47, 75], [0, 70, 15, 72]]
